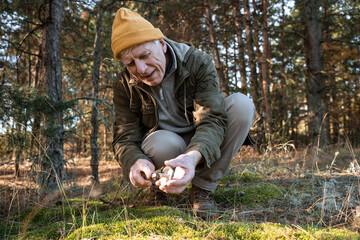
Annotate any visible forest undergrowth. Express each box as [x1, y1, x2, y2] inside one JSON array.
[[0, 142, 359, 239]]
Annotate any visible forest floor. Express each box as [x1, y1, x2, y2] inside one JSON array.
[[0, 143, 360, 239]]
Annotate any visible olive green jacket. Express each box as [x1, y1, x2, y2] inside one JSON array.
[[112, 39, 228, 180]]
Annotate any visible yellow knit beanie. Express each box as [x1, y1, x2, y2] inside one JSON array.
[[111, 8, 164, 60]]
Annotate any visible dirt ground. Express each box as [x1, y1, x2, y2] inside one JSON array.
[[1, 146, 359, 232]]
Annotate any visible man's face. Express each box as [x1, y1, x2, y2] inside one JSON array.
[[121, 40, 167, 86]]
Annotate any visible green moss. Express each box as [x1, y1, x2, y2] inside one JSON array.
[[3, 204, 359, 240], [214, 182, 283, 207], [3, 183, 360, 240], [66, 207, 195, 240], [3, 198, 114, 239], [21, 222, 63, 240], [219, 170, 263, 185], [66, 216, 360, 240], [128, 206, 189, 219]]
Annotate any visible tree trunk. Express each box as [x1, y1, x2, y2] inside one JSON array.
[[301, 0, 329, 145], [322, 1, 334, 144], [252, 0, 264, 141], [31, 46, 43, 157], [233, 4, 248, 94], [261, 0, 272, 137], [204, 0, 228, 96], [90, 4, 105, 185], [224, 36, 229, 84], [280, 0, 288, 137], [245, 0, 261, 142], [40, 0, 64, 193], [243, 0, 259, 108], [12, 123, 22, 178], [353, 75, 360, 145]]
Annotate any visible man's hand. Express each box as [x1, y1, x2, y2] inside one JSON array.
[[129, 159, 155, 188], [156, 150, 202, 194]]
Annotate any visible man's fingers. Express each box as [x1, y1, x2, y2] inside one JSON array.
[[131, 171, 151, 188], [159, 184, 186, 194], [140, 171, 150, 180], [129, 159, 156, 188], [171, 167, 185, 179], [164, 157, 186, 168], [166, 177, 189, 187], [164, 159, 176, 168], [144, 168, 154, 179]]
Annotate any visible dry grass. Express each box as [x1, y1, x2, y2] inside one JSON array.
[[0, 154, 122, 218], [0, 144, 359, 234]]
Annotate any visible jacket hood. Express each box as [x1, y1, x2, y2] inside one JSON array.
[[165, 37, 191, 63]]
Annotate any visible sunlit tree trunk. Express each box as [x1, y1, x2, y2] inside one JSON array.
[[322, 1, 335, 144], [244, 0, 259, 108], [12, 123, 22, 178], [224, 36, 229, 83], [320, 2, 331, 146], [252, 0, 262, 90], [233, 4, 248, 94], [204, 0, 228, 96], [280, 0, 288, 137], [353, 76, 360, 144], [300, 0, 329, 145], [103, 125, 108, 155], [90, 0, 116, 184], [253, 0, 268, 142], [90, 4, 104, 185], [261, 0, 272, 138], [245, 0, 261, 143], [11, 148, 21, 178], [31, 46, 43, 158], [40, 0, 64, 193]]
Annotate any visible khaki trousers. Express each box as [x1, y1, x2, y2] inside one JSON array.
[[141, 93, 255, 191]]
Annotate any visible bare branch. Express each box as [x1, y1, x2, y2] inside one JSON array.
[[1, 38, 41, 57]]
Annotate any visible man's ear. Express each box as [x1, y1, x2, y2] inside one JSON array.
[[159, 39, 167, 54]]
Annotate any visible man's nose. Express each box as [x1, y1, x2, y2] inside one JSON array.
[[135, 60, 147, 75]]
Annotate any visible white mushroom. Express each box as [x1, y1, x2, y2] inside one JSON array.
[[151, 166, 175, 184]]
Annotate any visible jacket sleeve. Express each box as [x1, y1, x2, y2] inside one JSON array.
[[186, 51, 228, 167], [112, 75, 151, 180]]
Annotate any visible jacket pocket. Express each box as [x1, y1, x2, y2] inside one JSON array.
[[130, 100, 141, 113], [141, 103, 156, 129]]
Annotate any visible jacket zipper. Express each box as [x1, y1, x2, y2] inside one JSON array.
[[173, 71, 191, 124], [137, 85, 159, 136]]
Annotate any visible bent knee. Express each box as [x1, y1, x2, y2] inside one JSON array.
[[142, 130, 187, 168], [226, 93, 255, 125]]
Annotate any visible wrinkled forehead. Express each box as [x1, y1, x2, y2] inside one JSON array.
[[120, 41, 158, 62]]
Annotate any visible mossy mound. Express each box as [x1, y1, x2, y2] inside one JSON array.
[[66, 216, 359, 240], [219, 170, 263, 185], [2, 198, 113, 240], [66, 206, 193, 240], [3, 200, 359, 239], [214, 182, 283, 207]]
